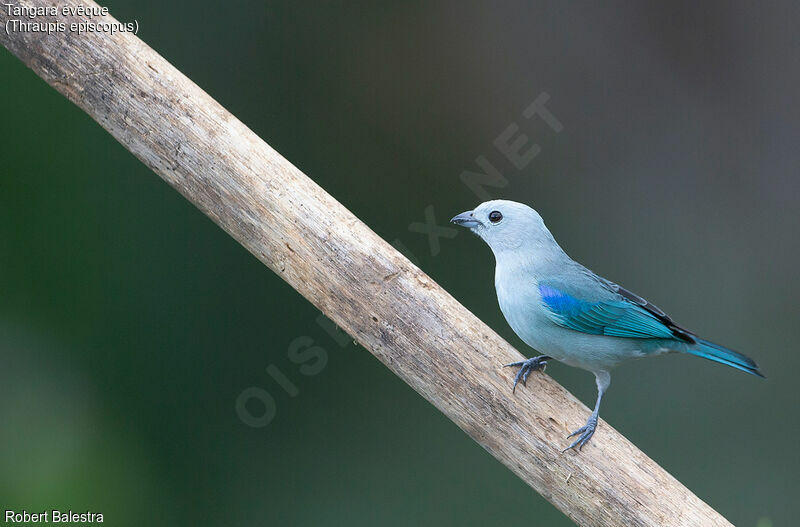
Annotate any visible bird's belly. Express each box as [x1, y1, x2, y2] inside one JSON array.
[[497, 285, 645, 372]]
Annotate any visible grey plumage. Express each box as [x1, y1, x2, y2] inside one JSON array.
[[451, 199, 762, 450]]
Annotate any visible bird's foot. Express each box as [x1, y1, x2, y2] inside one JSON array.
[[563, 413, 598, 452], [504, 355, 549, 393]]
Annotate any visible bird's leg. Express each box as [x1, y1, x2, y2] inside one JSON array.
[[504, 355, 551, 393], [563, 371, 611, 452]]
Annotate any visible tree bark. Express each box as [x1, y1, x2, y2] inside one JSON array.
[[1, 2, 732, 525]]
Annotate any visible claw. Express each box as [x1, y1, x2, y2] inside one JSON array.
[[504, 355, 549, 393], [567, 425, 588, 439], [562, 416, 598, 452]]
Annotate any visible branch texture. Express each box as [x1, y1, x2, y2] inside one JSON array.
[[1, 3, 731, 526]]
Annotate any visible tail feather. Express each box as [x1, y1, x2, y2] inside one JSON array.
[[685, 338, 764, 378]]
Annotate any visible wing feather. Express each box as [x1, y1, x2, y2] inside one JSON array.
[[538, 282, 679, 340]]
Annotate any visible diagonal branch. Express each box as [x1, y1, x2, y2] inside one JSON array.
[[1, 2, 731, 525]]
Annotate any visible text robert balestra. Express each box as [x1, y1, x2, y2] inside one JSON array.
[[4, 510, 104, 523]]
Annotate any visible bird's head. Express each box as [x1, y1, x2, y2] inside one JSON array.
[[451, 200, 559, 256]]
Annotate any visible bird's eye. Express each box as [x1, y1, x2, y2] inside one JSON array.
[[489, 211, 503, 223]]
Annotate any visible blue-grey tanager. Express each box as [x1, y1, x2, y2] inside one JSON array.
[[451, 200, 763, 451]]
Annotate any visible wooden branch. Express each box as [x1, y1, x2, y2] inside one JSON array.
[[1, 3, 732, 526]]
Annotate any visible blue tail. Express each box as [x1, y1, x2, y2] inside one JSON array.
[[685, 338, 764, 378]]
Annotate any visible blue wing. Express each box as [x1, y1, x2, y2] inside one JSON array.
[[538, 282, 680, 339]]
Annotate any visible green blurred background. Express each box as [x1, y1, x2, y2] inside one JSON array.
[[1, 1, 797, 525]]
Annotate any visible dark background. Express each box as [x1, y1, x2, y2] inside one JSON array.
[[2, 2, 798, 525]]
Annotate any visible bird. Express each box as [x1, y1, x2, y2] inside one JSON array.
[[450, 200, 763, 451]]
